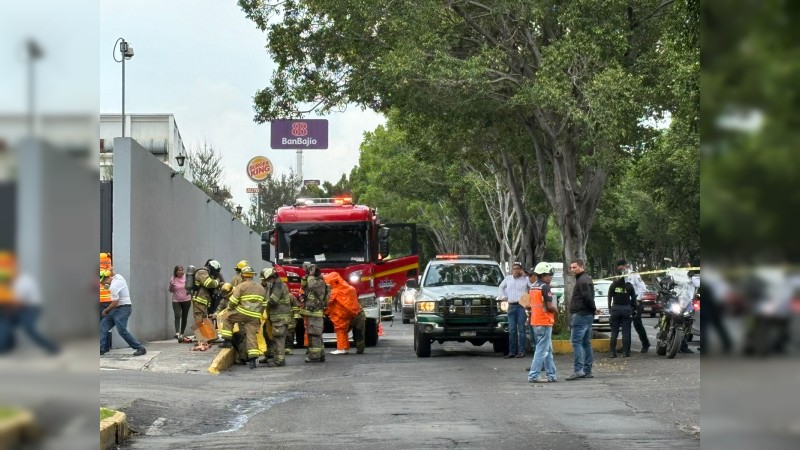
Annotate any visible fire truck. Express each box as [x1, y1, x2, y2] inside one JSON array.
[[263, 197, 418, 346]]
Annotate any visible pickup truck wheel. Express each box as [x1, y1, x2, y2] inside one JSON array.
[[365, 318, 379, 347], [414, 326, 431, 357], [402, 318, 410, 324], [650, 312, 656, 318], [492, 339, 508, 355]]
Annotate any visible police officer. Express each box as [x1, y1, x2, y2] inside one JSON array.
[[617, 259, 651, 353], [261, 268, 293, 367], [301, 264, 329, 363], [608, 264, 637, 358], [219, 266, 266, 369]]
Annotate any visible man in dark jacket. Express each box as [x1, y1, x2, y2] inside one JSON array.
[[607, 271, 636, 358], [566, 259, 597, 381]]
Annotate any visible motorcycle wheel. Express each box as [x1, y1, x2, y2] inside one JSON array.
[[667, 328, 683, 359], [656, 340, 667, 356]]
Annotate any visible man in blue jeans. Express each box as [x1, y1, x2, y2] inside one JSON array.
[[566, 259, 596, 380], [100, 267, 146, 356], [499, 262, 531, 358]]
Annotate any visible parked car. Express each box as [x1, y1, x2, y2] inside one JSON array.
[[399, 282, 417, 324], [592, 280, 613, 330], [550, 274, 565, 305], [638, 284, 661, 317]]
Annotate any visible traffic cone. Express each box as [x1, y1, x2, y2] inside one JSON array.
[[378, 322, 384, 336]]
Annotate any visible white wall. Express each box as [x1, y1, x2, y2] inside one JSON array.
[[112, 138, 266, 345]]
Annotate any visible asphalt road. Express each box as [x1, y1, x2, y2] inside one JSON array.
[[100, 314, 700, 449]]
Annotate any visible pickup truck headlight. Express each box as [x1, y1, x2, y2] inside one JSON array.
[[499, 301, 509, 312], [416, 301, 436, 313]]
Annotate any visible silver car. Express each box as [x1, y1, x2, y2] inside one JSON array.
[[592, 280, 613, 330]]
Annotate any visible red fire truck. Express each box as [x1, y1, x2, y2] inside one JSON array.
[[263, 197, 419, 346]]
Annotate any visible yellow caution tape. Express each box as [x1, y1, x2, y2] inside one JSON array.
[[601, 266, 701, 280]]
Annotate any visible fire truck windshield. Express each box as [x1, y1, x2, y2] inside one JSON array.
[[275, 222, 369, 265]]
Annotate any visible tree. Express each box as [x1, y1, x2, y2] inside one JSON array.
[[188, 142, 235, 213], [239, 0, 694, 300], [247, 170, 303, 232]]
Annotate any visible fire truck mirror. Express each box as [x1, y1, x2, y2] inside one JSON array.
[[378, 227, 390, 258], [261, 230, 275, 262]]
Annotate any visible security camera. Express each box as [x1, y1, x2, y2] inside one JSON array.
[[124, 45, 134, 59]]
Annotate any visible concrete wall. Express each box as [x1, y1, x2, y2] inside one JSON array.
[[112, 138, 266, 345]]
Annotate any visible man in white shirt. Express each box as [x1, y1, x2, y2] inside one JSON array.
[[13, 271, 59, 354], [100, 267, 146, 356], [499, 262, 532, 358]]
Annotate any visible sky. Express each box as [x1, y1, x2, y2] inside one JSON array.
[[98, 0, 385, 209]]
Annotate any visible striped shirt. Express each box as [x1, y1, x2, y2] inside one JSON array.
[[499, 274, 531, 304]]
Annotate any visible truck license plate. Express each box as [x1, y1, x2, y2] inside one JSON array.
[[460, 331, 476, 337]]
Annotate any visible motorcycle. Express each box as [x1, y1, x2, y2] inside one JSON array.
[[655, 274, 696, 359]]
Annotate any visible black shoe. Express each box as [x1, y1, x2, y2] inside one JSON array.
[[622, 353, 631, 358], [132, 348, 147, 357], [218, 341, 232, 349], [640, 346, 650, 353], [682, 347, 695, 354], [615, 347, 623, 353], [504, 354, 515, 359], [609, 353, 618, 358], [249, 358, 257, 369], [356, 348, 364, 354]]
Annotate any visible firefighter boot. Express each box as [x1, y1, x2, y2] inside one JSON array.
[[219, 340, 232, 349], [248, 358, 257, 370]]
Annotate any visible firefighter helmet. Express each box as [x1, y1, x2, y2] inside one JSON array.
[[207, 259, 221, 272], [219, 282, 234, 298], [261, 268, 277, 280], [236, 260, 249, 271], [240, 266, 256, 277], [534, 262, 555, 276]]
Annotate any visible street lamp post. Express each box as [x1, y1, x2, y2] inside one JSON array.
[[25, 39, 43, 137], [113, 38, 134, 137]]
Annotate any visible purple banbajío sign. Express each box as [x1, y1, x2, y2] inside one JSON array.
[[270, 119, 329, 149]]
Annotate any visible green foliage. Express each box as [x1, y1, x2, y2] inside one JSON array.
[[188, 142, 235, 213], [247, 171, 302, 232]]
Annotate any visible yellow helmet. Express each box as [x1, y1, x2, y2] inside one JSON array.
[[236, 260, 249, 271], [241, 266, 256, 278], [219, 282, 234, 297]]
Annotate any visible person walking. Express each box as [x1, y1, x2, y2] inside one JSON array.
[[616, 259, 651, 353], [499, 262, 530, 358], [302, 264, 330, 363], [566, 259, 596, 380], [608, 266, 636, 358], [527, 263, 558, 383], [262, 268, 293, 367], [219, 266, 265, 369], [100, 267, 146, 356], [169, 265, 192, 343]]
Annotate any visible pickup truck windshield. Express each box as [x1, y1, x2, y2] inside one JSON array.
[[276, 222, 369, 265], [423, 263, 504, 287]]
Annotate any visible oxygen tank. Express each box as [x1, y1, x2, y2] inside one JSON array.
[[186, 265, 197, 293]]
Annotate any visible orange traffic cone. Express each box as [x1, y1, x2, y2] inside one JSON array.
[[378, 322, 384, 336]]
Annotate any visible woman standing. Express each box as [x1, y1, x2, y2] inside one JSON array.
[[169, 265, 192, 342]]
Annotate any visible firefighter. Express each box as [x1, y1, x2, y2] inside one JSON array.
[[261, 268, 293, 367], [323, 272, 361, 355], [219, 266, 266, 369], [302, 264, 329, 363], [285, 281, 303, 355], [231, 260, 249, 287], [191, 259, 223, 351], [213, 282, 248, 364]]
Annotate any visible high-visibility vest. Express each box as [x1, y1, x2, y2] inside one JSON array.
[[0, 251, 15, 304], [100, 252, 112, 303]]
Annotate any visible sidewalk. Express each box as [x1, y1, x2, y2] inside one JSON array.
[[100, 339, 222, 374]]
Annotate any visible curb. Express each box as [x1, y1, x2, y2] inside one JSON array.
[[208, 348, 235, 375], [100, 411, 130, 450], [552, 338, 611, 354], [0, 410, 37, 448]]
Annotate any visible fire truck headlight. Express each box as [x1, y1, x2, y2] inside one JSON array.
[[349, 270, 363, 284]]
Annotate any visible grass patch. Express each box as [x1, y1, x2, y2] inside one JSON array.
[[552, 332, 571, 341], [100, 408, 117, 421], [0, 406, 22, 421]]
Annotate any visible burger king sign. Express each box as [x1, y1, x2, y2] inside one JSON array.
[[246, 156, 273, 182]]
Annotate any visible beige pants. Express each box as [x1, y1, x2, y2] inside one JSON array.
[[220, 311, 261, 360]]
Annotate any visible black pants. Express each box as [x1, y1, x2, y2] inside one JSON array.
[[172, 301, 191, 335], [610, 305, 632, 354], [632, 309, 650, 348]]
